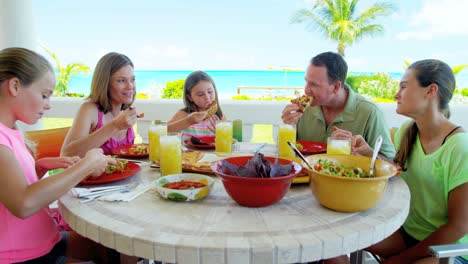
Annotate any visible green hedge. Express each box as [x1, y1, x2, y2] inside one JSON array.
[[346, 73, 398, 101], [162, 79, 184, 99]]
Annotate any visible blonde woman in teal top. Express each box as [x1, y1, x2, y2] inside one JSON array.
[[326, 60, 468, 264]]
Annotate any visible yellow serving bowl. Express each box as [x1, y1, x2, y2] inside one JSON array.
[[305, 154, 397, 212]]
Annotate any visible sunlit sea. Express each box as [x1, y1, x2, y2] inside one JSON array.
[[67, 70, 468, 98]]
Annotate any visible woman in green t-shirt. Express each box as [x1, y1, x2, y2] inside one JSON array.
[[326, 59, 468, 264]]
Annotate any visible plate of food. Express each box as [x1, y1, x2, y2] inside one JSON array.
[[80, 160, 141, 185], [295, 140, 327, 155], [111, 144, 149, 158], [183, 136, 216, 149]]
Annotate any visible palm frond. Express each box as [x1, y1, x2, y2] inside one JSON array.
[[452, 64, 468, 75]]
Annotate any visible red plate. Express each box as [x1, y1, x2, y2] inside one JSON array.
[[111, 144, 149, 158], [183, 136, 215, 150], [296, 140, 327, 155], [80, 162, 141, 185]]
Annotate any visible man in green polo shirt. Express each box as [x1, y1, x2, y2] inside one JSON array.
[[281, 51, 395, 158]]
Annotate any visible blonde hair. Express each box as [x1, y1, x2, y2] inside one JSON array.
[[394, 59, 456, 170], [88, 52, 135, 113], [0, 47, 53, 86], [0, 48, 53, 158]]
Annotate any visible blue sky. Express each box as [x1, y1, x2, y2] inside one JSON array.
[[32, 0, 468, 73]]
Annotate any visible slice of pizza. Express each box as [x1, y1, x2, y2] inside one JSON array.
[[203, 100, 218, 120], [291, 95, 314, 112]]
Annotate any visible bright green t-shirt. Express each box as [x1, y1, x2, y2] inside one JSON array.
[[395, 122, 468, 260]]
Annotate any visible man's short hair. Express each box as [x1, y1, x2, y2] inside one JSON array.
[[310, 52, 348, 85]]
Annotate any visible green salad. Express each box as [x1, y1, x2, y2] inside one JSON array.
[[313, 159, 372, 178]]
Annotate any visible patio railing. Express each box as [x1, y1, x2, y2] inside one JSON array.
[[35, 97, 468, 143]]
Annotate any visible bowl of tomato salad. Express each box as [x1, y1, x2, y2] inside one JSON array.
[[154, 173, 215, 202]]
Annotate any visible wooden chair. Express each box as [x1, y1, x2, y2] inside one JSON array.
[[24, 127, 70, 159]]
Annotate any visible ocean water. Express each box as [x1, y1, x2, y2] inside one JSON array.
[[67, 70, 468, 98]]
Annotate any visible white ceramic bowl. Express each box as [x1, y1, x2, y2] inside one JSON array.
[[154, 173, 215, 202]]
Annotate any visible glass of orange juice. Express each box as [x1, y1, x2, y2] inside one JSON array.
[[327, 137, 351, 154], [277, 124, 296, 159], [160, 133, 182, 176], [148, 122, 167, 163], [215, 120, 233, 153]]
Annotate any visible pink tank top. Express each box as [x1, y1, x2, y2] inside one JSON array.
[[0, 122, 60, 263], [91, 106, 135, 155]]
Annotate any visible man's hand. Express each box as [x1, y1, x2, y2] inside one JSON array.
[[281, 104, 303, 125]]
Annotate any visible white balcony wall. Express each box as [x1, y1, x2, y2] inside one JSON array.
[[45, 97, 468, 143]]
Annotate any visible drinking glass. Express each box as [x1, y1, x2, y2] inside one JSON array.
[[277, 124, 296, 159], [159, 133, 182, 176], [327, 137, 351, 155], [148, 122, 167, 163], [215, 120, 233, 153], [232, 119, 243, 142]]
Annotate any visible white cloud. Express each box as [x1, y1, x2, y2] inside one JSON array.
[[397, 0, 468, 40]]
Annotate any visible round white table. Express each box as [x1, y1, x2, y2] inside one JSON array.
[[59, 155, 410, 264]]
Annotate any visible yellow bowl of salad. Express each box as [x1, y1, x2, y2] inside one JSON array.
[[305, 154, 397, 212]]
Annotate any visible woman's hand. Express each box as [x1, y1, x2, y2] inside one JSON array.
[[187, 112, 208, 124], [281, 104, 302, 125], [112, 107, 138, 130], [36, 156, 80, 171], [83, 148, 116, 177]]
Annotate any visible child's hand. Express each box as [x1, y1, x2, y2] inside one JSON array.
[[36, 156, 80, 171], [188, 112, 207, 124], [83, 149, 116, 177], [112, 107, 138, 130]]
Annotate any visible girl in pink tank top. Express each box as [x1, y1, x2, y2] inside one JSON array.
[[0, 48, 118, 263]]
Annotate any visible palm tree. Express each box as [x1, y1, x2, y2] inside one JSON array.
[[291, 0, 395, 56], [44, 47, 90, 96]]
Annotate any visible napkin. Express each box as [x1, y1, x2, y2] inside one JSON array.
[[71, 185, 131, 198], [96, 183, 153, 202]]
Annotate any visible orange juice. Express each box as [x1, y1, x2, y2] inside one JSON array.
[[160, 134, 182, 176], [327, 137, 351, 154], [278, 124, 296, 159], [148, 123, 167, 163], [215, 121, 233, 153]]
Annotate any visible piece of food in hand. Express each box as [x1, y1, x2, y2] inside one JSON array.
[[291, 95, 314, 112], [203, 100, 218, 120], [106, 159, 128, 174], [137, 113, 144, 118]]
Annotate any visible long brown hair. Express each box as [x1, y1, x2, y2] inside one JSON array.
[[182, 70, 223, 119], [87, 52, 134, 113], [394, 59, 455, 169]]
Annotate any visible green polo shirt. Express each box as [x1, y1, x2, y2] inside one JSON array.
[[296, 88, 395, 158]]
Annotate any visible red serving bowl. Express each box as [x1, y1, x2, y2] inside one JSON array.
[[211, 156, 302, 207]]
